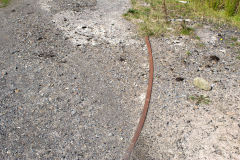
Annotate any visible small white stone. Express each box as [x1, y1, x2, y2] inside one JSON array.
[[178, 1, 188, 4], [219, 49, 226, 53], [108, 133, 114, 136], [194, 77, 212, 91]]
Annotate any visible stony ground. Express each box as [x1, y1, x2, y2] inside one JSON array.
[[0, 0, 147, 159], [0, 0, 240, 160], [136, 25, 240, 159]]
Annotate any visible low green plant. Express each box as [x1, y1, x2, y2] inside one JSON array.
[[196, 42, 205, 48], [231, 37, 238, 41], [131, 0, 137, 5], [207, 0, 224, 10], [186, 51, 191, 56], [123, 1, 167, 36], [0, 0, 10, 7], [124, 9, 140, 19], [224, 0, 240, 16], [180, 27, 193, 35], [195, 35, 201, 40], [236, 51, 240, 60], [189, 95, 211, 105], [231, 41, 240, 46], [191, 0, 240, 16]]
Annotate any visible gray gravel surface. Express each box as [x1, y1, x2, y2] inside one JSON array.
[[0, 0, 147, 159], [133, 26, 240, 159], [1, 0, 240, 160]]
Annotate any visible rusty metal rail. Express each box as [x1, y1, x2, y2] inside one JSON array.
[[123, 36, 154, 160]]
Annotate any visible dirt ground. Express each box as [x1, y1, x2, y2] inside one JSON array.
[[0, 0, 240, 160]]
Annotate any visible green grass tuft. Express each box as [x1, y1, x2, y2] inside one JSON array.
[[124, 9, 140, 18], [231, 37, 238, 42], [224, 0, 240, 16], [236, 51, 240, 60], [189, 95, 211, 105], [186, 51, 192, 56], [195, 35, 201, 40], [180, 27, 193, 35], [0, 0, 10, 7]]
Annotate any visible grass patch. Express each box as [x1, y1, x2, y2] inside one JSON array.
[[124, 0, 240, 36], [196, 42, 205, 48], [180, 27, 193, 35], [124, 9, 141, 18], [231, 37, 238, 42], [189, 95, 211, 105], [186, 51, 191, 56], [184, 0, 240, 28], [236, 51, 240, 60], [195, 35, 201, 40], [231, 41, 240, 46], [0, 0, 10, 7], [123, 0, 167, 36]]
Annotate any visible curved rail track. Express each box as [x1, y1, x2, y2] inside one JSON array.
[[123, 36, 154, 160]]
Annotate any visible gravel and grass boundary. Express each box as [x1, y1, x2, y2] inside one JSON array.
[[124, 0, 240, 36]]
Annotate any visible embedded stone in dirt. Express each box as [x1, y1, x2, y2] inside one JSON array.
[[37, 37, 44, 41], [193, 77, 212, 91], [209, 55, 220, 62], [176, 77, 184, 82], [119, 56, 126, 62]]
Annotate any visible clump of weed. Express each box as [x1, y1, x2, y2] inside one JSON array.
[[123, 1, 167, 36], [186, 51, 191, 56], [189, 95, 211, 105], [124, 9, 140, 18], [196, 42, 205, 48], [191, 0, 240, 17], [195, 35, 201, 40], [180, 20, 194, 35], [236, 51, 240, 60], [180, 27, 193, 35], [231, 37, 238, 42], [224, 0, 240, 16], [190, 0, 240, 27], [0, 0, 10, 7], [231, 41, 240, 46]]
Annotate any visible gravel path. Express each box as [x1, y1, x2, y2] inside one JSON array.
[[0, 0, 148, 159], [1, 0, 240, 160]]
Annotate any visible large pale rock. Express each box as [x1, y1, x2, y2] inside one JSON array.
[[193, 77, 212, 91]]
